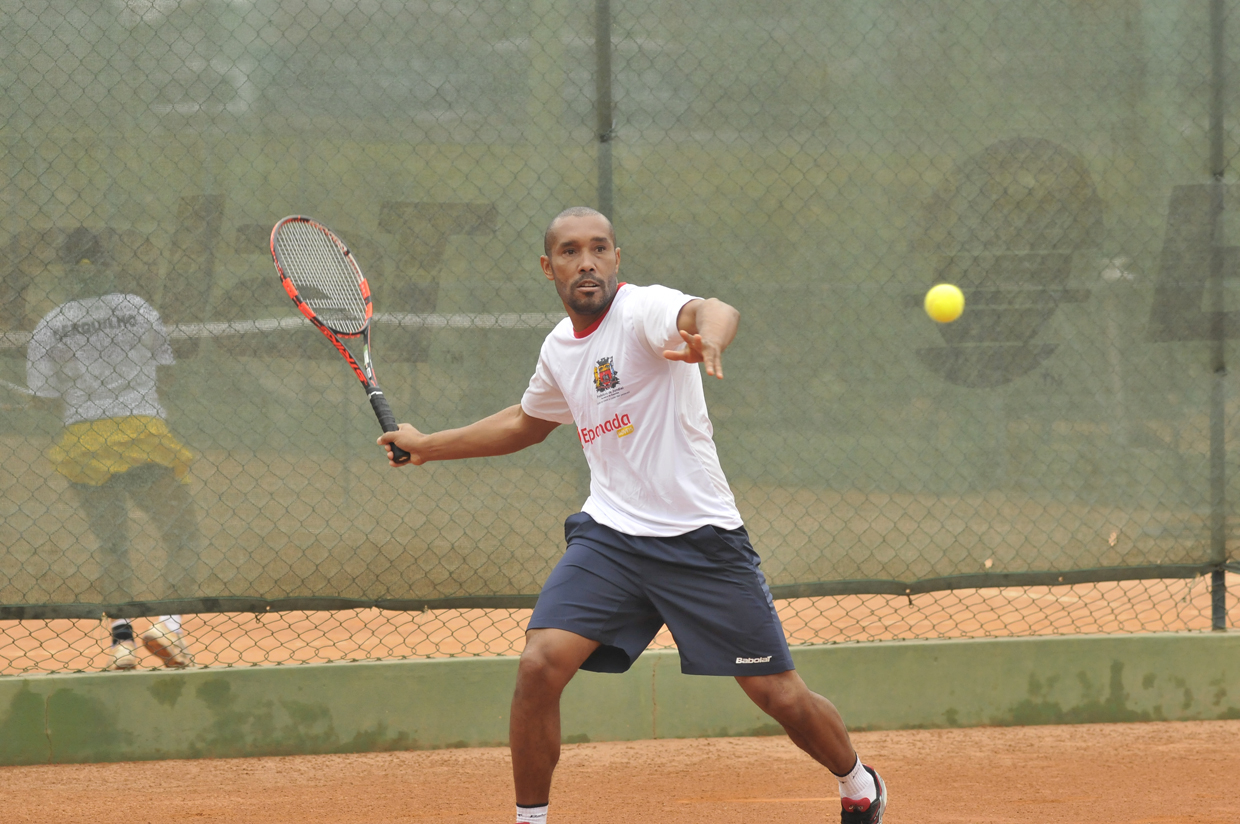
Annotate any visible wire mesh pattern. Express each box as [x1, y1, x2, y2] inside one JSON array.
[[2, 1, 1239, 674], [3, 574, 1237, 676]]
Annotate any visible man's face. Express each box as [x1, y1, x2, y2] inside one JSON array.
[[541, 214, 620, 318]]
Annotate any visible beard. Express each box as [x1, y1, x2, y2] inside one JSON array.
[[559, 272, 618, 316]]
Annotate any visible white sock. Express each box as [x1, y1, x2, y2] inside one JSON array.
[[837, 756, 876, 804], [158, 615, 181, 633], [516, 803, 547, 823]]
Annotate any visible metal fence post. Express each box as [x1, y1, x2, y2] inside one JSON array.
[[1209, 0, 1229, 630], [595, 0, 614, 220]]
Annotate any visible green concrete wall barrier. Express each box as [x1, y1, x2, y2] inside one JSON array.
[[1, 633, 1236, 766]]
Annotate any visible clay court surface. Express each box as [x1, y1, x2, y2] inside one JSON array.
[[3, 719, 1237, 823]]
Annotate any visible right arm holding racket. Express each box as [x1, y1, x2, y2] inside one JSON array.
[[377, 405, 560, 467], [375, 296, 740, 467], [272, 216, 561, 468]]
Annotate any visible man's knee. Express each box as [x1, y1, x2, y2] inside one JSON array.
[[516, 629, 597, 693], [738, 671, 812, 721], [516, 646, 568, 691]]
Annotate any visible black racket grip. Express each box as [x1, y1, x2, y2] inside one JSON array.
[[369, 390, 411, 463]]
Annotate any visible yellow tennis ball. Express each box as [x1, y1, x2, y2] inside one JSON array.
[[924, 283, 965, 323]]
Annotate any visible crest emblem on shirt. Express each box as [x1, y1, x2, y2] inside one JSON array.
[[593, 356, 620, 394]]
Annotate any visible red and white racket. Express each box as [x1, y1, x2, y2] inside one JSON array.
[[270, 215, 410, 463]]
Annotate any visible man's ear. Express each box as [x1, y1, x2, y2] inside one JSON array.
[[540, 255, 554, 280]]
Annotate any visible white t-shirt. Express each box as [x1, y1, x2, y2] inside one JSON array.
[[26, 293, 174, 426], [521, 283, 743, 537]]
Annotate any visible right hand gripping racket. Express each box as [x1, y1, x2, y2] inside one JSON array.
[[271, 216, 410, 463]]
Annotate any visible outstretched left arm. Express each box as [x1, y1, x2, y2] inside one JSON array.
[[662, 297, 740, 379]]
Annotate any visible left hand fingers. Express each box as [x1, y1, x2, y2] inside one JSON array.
[[700, 342, 723, 379], [663, 332, 724, 378], [686, 331, 726, 378], [663, 330, 703, 363]]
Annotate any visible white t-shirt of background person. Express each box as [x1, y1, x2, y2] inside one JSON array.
[[521, 282, 743, 537], [26, 293, 174, 426]]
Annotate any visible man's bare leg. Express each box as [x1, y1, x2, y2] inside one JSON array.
[[511, 628, 601, 805], [735, 670, 857, 774]]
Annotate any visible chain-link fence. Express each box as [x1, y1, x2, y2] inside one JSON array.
[[3, 0, 1239, 675]]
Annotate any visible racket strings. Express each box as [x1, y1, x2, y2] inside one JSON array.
[[276, 221, 369, 335]]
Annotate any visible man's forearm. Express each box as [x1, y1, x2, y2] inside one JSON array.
[[416, 404, 556, 462]]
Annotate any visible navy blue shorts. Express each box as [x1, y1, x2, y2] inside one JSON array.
[[529, 512, 794, 676]]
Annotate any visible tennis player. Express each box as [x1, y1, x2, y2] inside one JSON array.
[[26, 231, 199, 670], [379, 206, 887, 824]]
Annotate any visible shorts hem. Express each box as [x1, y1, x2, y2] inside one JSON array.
[[526, 617, 601, 640], [680, 661, 795, 677]]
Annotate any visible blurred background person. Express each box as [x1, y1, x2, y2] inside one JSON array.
[[25, 226, 201, 670]]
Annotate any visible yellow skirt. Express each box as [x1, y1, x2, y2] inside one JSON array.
[[49, 416, 195, 486]]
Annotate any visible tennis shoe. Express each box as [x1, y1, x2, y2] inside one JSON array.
[[841, 765, 886, 824], [110, 639, 139, 670], [141, 621, 194, 668]]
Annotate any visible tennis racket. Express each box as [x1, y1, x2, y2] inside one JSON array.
[[270, 216, 410, 463]]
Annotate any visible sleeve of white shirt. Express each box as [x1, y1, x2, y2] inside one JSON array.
[[520, 341, 575, 425], [632, 284, 700, 356], [25, 315, 59, 398], [128, 295, 175, 366]]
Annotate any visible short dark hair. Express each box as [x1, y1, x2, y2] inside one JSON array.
[[543, 206, 615, 256]]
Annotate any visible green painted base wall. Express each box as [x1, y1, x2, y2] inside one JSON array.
[[1, 633, 1237, 766]]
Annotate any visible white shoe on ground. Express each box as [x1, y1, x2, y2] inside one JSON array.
[[110, 639, 139, 670], [141, 621, 194, 668]]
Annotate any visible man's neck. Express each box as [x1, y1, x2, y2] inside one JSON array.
[[565, 292, 618, 336]]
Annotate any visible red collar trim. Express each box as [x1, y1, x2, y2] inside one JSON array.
[[572, 282, 626, 338]]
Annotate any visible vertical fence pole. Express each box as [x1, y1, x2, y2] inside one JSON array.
[[1209, 0, 1228, 630], [573, 0, 615, 506], [595, 0, 614, 220]]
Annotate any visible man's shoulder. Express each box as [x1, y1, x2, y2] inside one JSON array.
[[43, 293, 157, 317], [541, 315, 577, 345], [34, 299, 90, 334], [617, 282, 696, 309], [610, 282, 680, 317]]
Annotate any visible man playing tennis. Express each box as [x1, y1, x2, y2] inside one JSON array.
[[379, 206, 887, 824]]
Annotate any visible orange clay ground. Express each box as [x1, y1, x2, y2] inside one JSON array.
[[1, 720, 1237, 823]]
